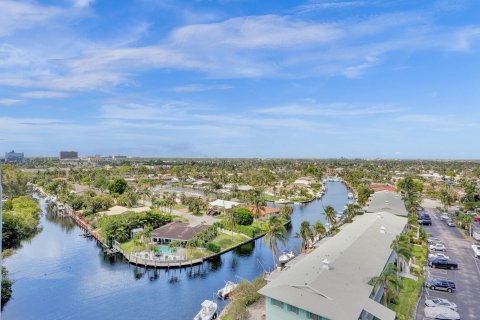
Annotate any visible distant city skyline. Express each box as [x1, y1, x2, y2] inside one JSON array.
[[1, 0, 480, 158]]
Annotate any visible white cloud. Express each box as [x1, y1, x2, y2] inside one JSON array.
[[254, 103, 399, 117], [73, 0, 94, 8], [169, 84, 234, 92], [19, 91, 70, 99], [0, 1, 62, 37], [0, 99, 23, 106]]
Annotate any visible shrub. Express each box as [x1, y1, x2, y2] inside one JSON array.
[[206, 242, 221, 253], [2, 195, 41, 249], [233, 208, 254, 226], [108, 178, 128, 195]]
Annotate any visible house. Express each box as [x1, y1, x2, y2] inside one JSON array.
[[151, 221, 209, 244], [294, 177, 316, 188], [370, 184, 396, 192], [248, 206, 280, 219], [209, 199, 240, 211], [259, 191, 408, 320]]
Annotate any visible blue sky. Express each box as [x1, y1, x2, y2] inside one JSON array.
[[1, 0, 480, 158]]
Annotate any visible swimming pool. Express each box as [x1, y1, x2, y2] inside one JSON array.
[[157, 245, 177, 253]]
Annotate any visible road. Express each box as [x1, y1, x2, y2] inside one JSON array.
[[416, 204, 480, 320]]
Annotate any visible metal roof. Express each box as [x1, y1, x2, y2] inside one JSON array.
[[259, 191, 407, 320]]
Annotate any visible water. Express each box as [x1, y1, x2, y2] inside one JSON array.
[[2, 181, 349, 320]]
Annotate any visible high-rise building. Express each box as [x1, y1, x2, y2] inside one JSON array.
[[59, 151, 78, 159], [5, 150, 24, 163]]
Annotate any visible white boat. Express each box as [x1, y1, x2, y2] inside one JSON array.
[[217, 281, 237, 299], [348, 192, 354, 199], [276, 198, 292, 204], [279, 250, 295, 264], [193, 300, 217, 320]]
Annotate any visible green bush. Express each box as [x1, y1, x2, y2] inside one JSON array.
[[233, 207, 254, 226], [206, 242, 221, 253], [2, 195, 41, 249]]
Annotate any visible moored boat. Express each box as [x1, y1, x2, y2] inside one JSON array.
[[279, 250, 295, 264], [348, 192, 354, 199], [217, 281, 237, 299], [276, 198, 292, 204], [193, 300, 217, 320]]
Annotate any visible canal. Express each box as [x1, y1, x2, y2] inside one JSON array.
[[2, 181, 350, 320]]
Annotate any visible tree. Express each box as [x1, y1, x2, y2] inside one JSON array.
[[390, 235, 412, 274], [344, 203, 359, 223], [117, 191, 139, 208], [368, 263, 402, 306], [233, 207, 254, 226], [108, 178, 128, 195], [225, 209, 237, 239], [313, 221, 326, 241], [439, 187, 455, 211], [263, 216, 287, 268], [249, 189, 266, 219], [1, 267, 13, 308], [324, 205, 337, 234], [1, 164, 28, 199], [280, 205, 293, 220], [295, 221, 313, 252]]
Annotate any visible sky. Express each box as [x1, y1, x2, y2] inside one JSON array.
[[1, 0, 480, 158]]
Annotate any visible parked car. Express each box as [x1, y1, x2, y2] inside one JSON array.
[[428, 253, 449, 261], [440, 214, 450, 221], [428, 238, 444, 245], [420, 216, 432, 225], [425, 278, 456, 293], [429, 258, 458, 270], [475, 216, 480, 222], [430, 243, 447, 251], [472, 245, 480, 258], [425, 298, 457, 311], [424, 306, 460, 320], [446, 219, 455, 227]]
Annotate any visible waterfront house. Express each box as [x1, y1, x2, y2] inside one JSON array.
[[209, 199, 240, 212], [294, 177, 316, 188], [259, 191, 408, 320], [151, 221, 209, 245], [247, 206, 280, 219]]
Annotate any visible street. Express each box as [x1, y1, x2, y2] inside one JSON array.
[[416, 204, 480, 320]]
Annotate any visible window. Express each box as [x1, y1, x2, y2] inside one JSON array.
[[270, 298, 283, 308], [287, 305, 299, 314], [307, 312, 329, 320]]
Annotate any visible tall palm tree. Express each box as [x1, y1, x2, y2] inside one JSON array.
[[251, 190, 266, 219], [390, 235, 412, 274], [313, 221, 326, 241], [225, 209, 236, 239], [324, 205, 337, 234], [263, 216, 287, 268], [295, 221, 313, 252], [344, 203, 359, 223], [368, 263, 402, 306], [280, 205, 293, 220]]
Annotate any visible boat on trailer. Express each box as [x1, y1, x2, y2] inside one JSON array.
[[217, 281, 237, 299], [193, 300, 217, 320]]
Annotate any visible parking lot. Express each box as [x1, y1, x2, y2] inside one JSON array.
[[416, 206, 480, 320]]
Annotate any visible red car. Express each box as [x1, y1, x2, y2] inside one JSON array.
[[475, 216, 480, 222]]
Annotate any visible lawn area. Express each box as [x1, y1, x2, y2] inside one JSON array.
[[186, 247, 210, 260], [173, 204, 187, 210], [211, 233, 247, 250], [392, 243, 427, 318], [171, 215, 189, 222], [119, 239, 146, 254], [262, 193, 279, 201]]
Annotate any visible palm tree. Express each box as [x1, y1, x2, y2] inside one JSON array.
[[263, 216, 287, 268], [439, 187, 455, 211], [225, 209, 236, 239], [324, 205, 337, 234], [368, 263, 402, 306], [295, 221, 313, 253], [390, 235, 412, 274], [251, 190, 266, 219], [344, 203, 358, 223], [280, 205, 293, 220], [313, 221, 326, 241]]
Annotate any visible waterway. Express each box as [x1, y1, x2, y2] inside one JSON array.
[[2, 181, 349, 320]]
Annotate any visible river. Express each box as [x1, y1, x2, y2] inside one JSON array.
[[2, 181, 350, 320]]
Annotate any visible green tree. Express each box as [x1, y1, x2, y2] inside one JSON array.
[[233, 207, 254, 225], [439, 187, 455, 211], [344, 203, 359, 223], [368, 264, 402, 306], [390, 235, 412, 274], [295, 221, 313, 252], [1, 267, 13, 308], [280, 205, 293, 220], [108, 178, 128, 195], [225, 209, 237, 239], [263, 216, 287, 268], [117, 191, 139, 208], [324, 205, 337, 234], [313, 221, 326, 240], [1, 164, 28, 199]]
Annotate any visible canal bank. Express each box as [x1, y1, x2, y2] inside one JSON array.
[[3, 181, 350, 320]]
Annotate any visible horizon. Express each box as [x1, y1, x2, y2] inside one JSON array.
[[2, 0, 480, 158]]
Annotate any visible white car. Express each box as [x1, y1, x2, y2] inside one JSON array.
[[440, 214, 450, 221], [472, 245, 480, 258], [425, 298, 457, 311], [424, 306, 460, 320], [430, 243, 446, 251], [446, 220, 455, 227], [429, 253, 449, 260], [428, 238, 444, 245]]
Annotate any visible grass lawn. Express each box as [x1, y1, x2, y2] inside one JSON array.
[[262, 193, 279, 201], [119, 239, 146, 254], [392, 243, 427, 318], [186, 247, 210, 260], [211, 233, 247, 250], [171, 215, 189, 222], [173, 204, 187, 210]]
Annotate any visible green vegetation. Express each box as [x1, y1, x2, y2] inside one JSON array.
[[118, 238, 147, 254], [2, 195, 42, 250], [210, 233, 246, 250], [206, 242, 221, 253], [98, 210, 172, 245], [1, 164, 28, 199], [187, 225, 219, 248], [108, 178, 128, 195], [233, 207, 254, 226], [221, 276, 267, 320], [263, 215, 287, 267], [369, 263, 402, 307], [1, 267, 13, 309]]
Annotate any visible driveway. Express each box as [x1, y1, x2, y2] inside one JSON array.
[[416, 203, 480, 320]]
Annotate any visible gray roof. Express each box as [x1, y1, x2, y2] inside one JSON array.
[[366, 190, 408, 217], [259, 191, 407, 320], [151, 221, 208, 241]]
